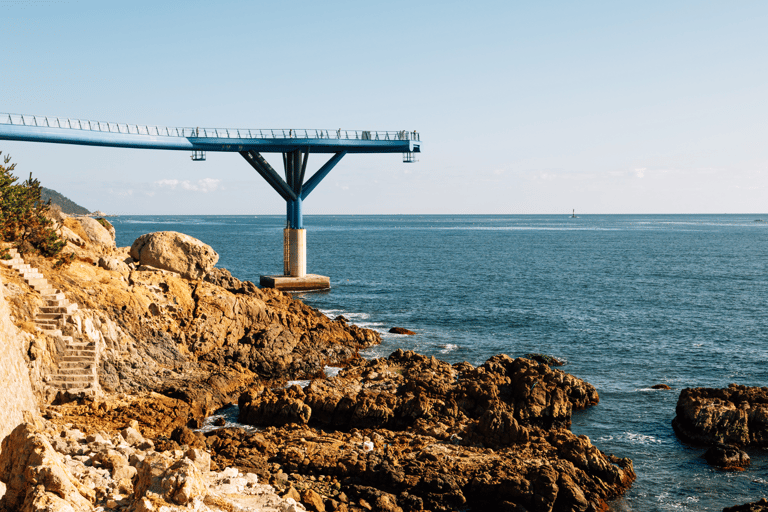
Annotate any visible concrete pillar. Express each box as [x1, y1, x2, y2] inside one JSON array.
[[283, 228, 306, 277]]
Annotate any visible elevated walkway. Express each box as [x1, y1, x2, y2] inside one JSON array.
[[0, 112, 422, 290]]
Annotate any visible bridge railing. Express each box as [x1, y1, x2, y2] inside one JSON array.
[[0, 113, 420, 141]]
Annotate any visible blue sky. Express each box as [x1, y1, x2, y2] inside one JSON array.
[[2, 1, 767, 214]]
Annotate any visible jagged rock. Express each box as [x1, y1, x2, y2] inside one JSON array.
[[523, 353, 564, 366], [389, 327, 416, 335], [130, 231, 219, 280], [240, 351, 597, 438], [98, 256, 130, 275], [133, 451, 207, 505], [725, 498, 768, 512], [672, 384, 768, 447], [301, 488, 326, 512], [703, 442, 750, 470], [59, 225, 85, 247], [229, 351, 630, 511], [0, 421, 94, 511]]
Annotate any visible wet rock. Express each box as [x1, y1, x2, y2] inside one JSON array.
[[672, 385, 768, 447], [227, 350, 631, 512], [651, 384, 671, 390], [523, 353, 564, 366], [703, 442, 750, 470], [725, 498, 768, 512], [389, 327, 416, 335]]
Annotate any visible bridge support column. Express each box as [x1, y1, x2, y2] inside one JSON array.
[[244, 149, 345, 292], [283, 228, 306, 277]]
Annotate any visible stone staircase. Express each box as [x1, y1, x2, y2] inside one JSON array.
[[1, 247, 98, 392]]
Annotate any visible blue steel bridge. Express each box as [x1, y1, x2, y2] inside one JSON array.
[[0, 113, 421, 289]]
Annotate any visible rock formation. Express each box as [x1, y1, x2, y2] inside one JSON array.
[[0, 220, 636, 511], [0, 274, 40, 498], [724, 498, 768, 512], [130, 231, 219, 280], [672, 384, 768, 447], [231, 351, 632, 511], [0, 416, 306, 512]]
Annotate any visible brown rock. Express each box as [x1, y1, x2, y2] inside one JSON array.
[[130, 231, 219, 280], [389, 327, 416, 335], [0, 421, 94, 511], [77, 216, 116, 251], [672, 385, 768, 447], [703, 442, 750, 470], [651, 384, 671, 390], [284, 486, 301, 502], [302, 488, 326, 512], [725, 498, 768, 512]]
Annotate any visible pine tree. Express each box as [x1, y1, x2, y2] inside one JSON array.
[[0, 152, 64, 256]]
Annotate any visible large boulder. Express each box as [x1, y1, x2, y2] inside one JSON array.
[[672, 385, 768, 447], [130, 231, 219, 280], [76, 217, 116, 250]]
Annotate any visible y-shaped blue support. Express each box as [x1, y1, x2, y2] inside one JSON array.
[[241, 149, 347, 228]]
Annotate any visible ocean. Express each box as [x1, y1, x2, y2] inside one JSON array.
[[112, 214, 768, 511]]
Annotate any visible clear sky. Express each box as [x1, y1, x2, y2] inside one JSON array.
[[2, 1, 767, 215]]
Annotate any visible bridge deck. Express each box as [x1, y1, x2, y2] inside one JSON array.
[[0, 113, 420, 154]]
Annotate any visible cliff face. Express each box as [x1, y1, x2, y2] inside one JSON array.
[[0, 279, 40, 497]]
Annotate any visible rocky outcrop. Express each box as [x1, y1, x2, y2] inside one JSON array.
[[240, 350, 598, 435], [205, 423, 634, 512], [725, 498, 768, 512], [130, 231, 219, 280], [703, 442, 750, 470], [231, 351, 630, 511], [0, 417, 305, 512], [0, 275, 40, 498], [24, 243, 378, 421], [672, 385, 768, 447], [74, 217, 116, 251]]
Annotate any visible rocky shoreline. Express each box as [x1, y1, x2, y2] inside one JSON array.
[[0, 215, 756, 511]]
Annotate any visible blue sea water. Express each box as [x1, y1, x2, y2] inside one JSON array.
[[112, 214, 768, 511]]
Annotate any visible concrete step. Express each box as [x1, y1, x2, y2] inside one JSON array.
[[57, 368, 96, 376], [50, 381, 96, 390], [64, 350, 97, 357], [37, 329, 62, 337], [45, 293, 66, 302], [65, 342, 95, 349], [60, 336, 73, 344], [26, 278, 49, 288], [59, 361, 95, 369], [35, 313, 61, 320], [61, 355, 96, 362], [40, 306, 71, 314], [21, 271, 44, 279], [51, 374, 94, 383]]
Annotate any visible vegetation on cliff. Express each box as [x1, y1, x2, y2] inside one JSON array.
[[40, 186, 90, 215], [0, 152, 64, 257]]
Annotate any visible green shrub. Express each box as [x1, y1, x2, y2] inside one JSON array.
[[0, 152, 65, 257]]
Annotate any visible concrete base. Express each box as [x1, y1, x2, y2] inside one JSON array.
[[260, 274, 330, 291]]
